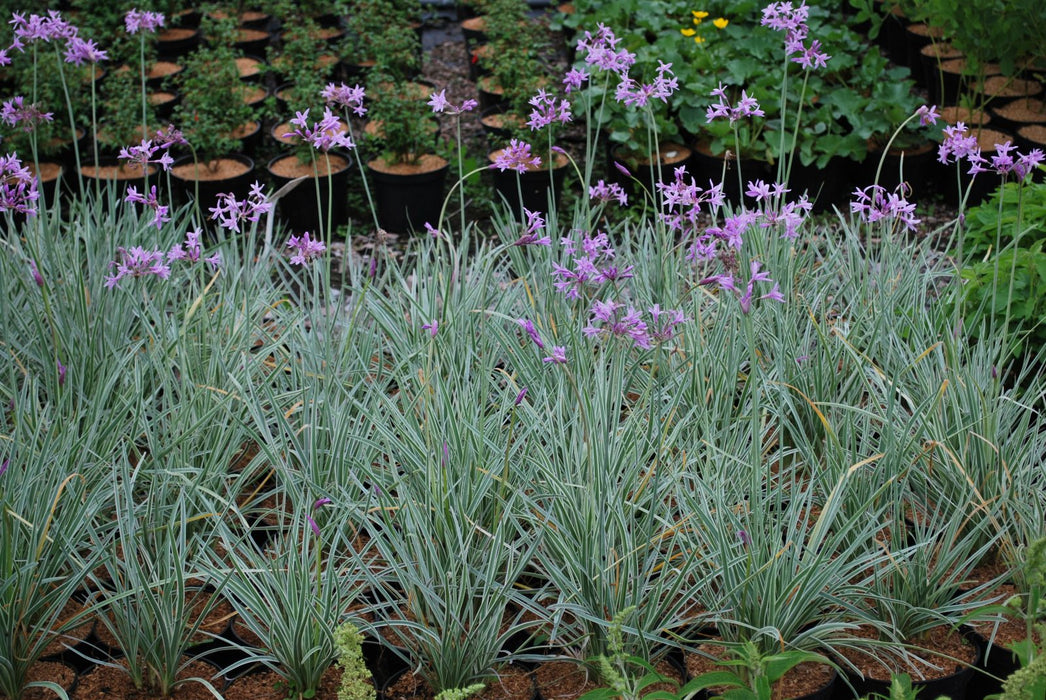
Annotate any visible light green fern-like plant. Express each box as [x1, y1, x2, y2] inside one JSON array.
[[334, 623, 374, 700]]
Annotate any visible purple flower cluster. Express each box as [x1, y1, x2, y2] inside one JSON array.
[[700, 260, 784, 314], [512, 208, 551, 246], [850, 185, 920, 231], [543, 346, 568, 364], [563, 68, 589, 93], [286, 108, 355, 152], [0, 153, 39, 216], [105, 246, 171, 288], [9, 11, 78, 46], [1, 96, 54, 133], [322, 82, 367, 117], [428, 89, 477, 116], [614, 61, 678, 108], [124, 9, 164, 34], [552, 230, 633, 300], [491, 139, 541, 173], [745, 180, 811, 239], [706, 83, 764, 124], [209, 182, 272, 233], [589, 179, 628, 207], [576, 23, 635, 77], [119, 138, 174, 172], [582, 300, 688, 349], [938, 122, 1045, 181], [168, 228, 222, 268], [286, 232, 326, 266], [761, 1, 829, 70], [64, 36, 107, 65], [527, 89, 572, 130], [658, 166, 726, 238], [583, 300, 650, 349], [125, 185, 169, 230]]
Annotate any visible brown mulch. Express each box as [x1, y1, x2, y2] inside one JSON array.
[[834, 625, 978, 683], [72, 659, 225, 700]]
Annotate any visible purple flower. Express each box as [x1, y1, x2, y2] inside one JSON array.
[[851, 184, 920, 232], [105, 246, 171, 289], [427, 89, 450, 113], [527, 89, 572, 130], [491, 139, 541, 173], [125, 183, 170, 229], [1, 96, 54, 133], [168, 228, 221, 268], [0, 153, 38, 216], [790, 38, 830, 70], [582, 300, 651, 349], [613, 61, 678, 108], [576, 23, 635, 76], [701, 260, 783, 313], [57, 360, 66, 387], [428, 89, 476, 115], [737, 530, 751, 546], [422, 320, 439, 337], [124, 8, 164, 34], [118, 138, 174, 172], [589, 179, 628, 206], [760, 1, 810, 32], [563, 68, 589, 93], [424, 222, 443, 240], [916, 105, 939, 127], [0, 458, 7, 477], [517, 318, 544, 349], [937, 122, 981, 168], [307, 497, 331, 537], [154, 125, 187, 149], [322, 82, 367, 117], [64, 36, 107, 65], [543, 346, 568, 364], [512, 208, 551, 246], [125, 185, 170, 230], [514, 387, 528, 406], [648, 304, 687, 343], [286, 231, 326, 266], [10, 11, 78, 45], [28, 259, 44, 286], [209, 182, 272, 233], [286, 107, 355, 152], [706, 83, 764, 124]]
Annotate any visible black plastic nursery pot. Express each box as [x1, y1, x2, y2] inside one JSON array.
[[267, 152, 352, 236], [838, 629, 982, 700], [169, 154, 256, 212], [488, 150, 569, 220], [366, 155, 449, 235], [688, 141, 774, 208]]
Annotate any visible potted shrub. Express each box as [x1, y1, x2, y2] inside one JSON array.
[[364, 67, 448, 234], [170, 39, 257, 209], [342, 0, 422, 82]]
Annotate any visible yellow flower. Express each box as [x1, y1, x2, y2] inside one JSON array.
[[693, 17, 702, 25], [713, 17, 729, 29], [680, 27, 696, 36], [694, 35, 706, 43], [692, 10, 709, 18]]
